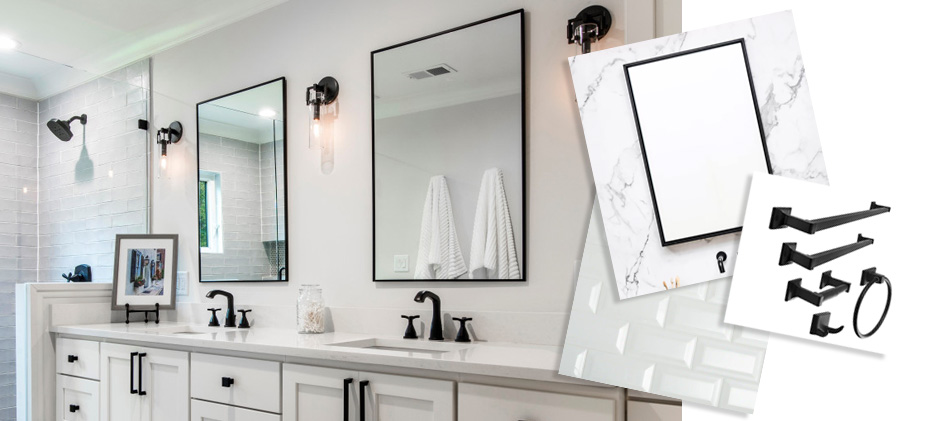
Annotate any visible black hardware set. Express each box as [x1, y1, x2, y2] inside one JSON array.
[[404, 290, 473, 342], [771, 202, 892, 339]]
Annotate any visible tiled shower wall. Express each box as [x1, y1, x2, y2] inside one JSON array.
[[0, 92, 38, 420], [36, 60, 149, 282], [198, 134, 268, 280]]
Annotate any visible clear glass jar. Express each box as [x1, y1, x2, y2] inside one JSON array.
[[297, 284, 326, 333]]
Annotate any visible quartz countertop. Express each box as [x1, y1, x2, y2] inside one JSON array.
[[52, 323, 595, 386]]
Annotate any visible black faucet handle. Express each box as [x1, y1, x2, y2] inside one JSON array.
[[453, 317, 473, 343], [402, 315, 419, 339], [237, 309, 252, 329], [207, 308, 221, 327]]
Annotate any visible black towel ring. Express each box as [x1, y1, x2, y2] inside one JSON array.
[[853, 268, 892, 339]]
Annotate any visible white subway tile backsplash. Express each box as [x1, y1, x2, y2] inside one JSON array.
[[663, 296, 734, 340], [652, 367, 721, 406], [693, 339, 764, 381]]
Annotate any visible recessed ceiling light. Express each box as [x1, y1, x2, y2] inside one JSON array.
[[0, 36, 20, 51], [258, 108, 276, 118]]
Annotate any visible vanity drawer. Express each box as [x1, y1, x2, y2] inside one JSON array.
[[56, 338, 100, 380], [191, 353, 281, 413], [458, 383, 618, 421], [191, 399, 281, 421], [56, 374, 100, 421]]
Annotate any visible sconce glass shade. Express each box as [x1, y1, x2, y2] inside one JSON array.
[[310, 101, 337, 174]]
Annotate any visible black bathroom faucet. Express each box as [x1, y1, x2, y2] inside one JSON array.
[[206, 290, 236, 328], [414, 290, 443, 341]]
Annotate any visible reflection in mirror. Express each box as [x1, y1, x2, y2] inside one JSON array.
[[197, 78, 287, 282], [372, 10, 525, 281]]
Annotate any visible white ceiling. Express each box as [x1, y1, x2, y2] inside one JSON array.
[[0, 0, 289, 100]]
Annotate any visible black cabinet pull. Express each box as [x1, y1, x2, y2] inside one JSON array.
[[138, 353, 147, 396], [69, 404, 80, 413], [67, 355, 78, 363], [770, 202, 890, 234], [779, 234, 873, 270], [343, 378, 353, 421], [221, 377, 235, 387], [130, 352, 138, 395], [359, 380, 369, 421]]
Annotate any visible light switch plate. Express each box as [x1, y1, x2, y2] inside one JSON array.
[[393, 255, 409, 272], [176, 271, 188, 296]]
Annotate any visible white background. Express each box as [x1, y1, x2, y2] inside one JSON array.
[[725, 173, 894, 354], [629, 42, 769, 243], [684, 0, 937, 419]]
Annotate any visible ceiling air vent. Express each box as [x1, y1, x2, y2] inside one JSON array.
[[405, 64, 457, 80]]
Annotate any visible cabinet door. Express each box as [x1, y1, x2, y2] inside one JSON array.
[[100, 343, 143, 421], [139, 347, 190, 421], [191, 399, 280, 421], [359, 372, 453, 421], [458, 383, 618, 421], [282, 364, 357, 421], [56, 374, 100, 421]]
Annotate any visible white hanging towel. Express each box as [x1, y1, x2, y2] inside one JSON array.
[[414, 176, 467, 279], [470, 168, 520, 279]]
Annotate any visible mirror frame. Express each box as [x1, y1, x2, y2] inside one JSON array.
[[370, 9, 527, 282], [195, 76, 289, 283]]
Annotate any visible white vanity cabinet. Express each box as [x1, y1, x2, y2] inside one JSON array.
[[282, 364, 454, 421], [99, 343, 190, 421], [191, 399, 280, 421], [458, 383, 619, 421], [55, 338, 102, 421]]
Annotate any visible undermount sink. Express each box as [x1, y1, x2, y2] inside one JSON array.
[[143, 326, 235, 335], [328, 338, 471, 356]]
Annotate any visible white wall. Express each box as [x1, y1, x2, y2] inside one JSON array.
[[151, 0, 626, 314]]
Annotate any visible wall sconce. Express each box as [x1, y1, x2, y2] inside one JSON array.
[[156, 121, 183, 171], [307, 76, 339, 174], [567, 6, 612, 54]]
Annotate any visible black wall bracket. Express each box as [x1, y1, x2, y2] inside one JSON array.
[[770, 202, 890, 234], [853, 267, 892, 338], [809, 311, 843, 337], [785, 271, 851, 306], [779, 234, 874, 270]]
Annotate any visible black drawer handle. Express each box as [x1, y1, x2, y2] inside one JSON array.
[[138, 353, 147, 396], [67, 355, 78, 363], [222, 377, 235, 388], [130, 352, 138, 395], [343, 378, 353, 421], [359, 380, 369, 421], [69, 404, 80, 413]]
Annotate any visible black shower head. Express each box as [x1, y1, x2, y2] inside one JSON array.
[[46, 114, 87, 141]]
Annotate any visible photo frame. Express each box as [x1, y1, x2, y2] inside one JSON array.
[[624, 38, 772, 246], [112, 234, 178, 310]]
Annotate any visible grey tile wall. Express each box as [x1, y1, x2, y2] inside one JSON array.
[[199, 134, 268, 280], [36, 60, 149, 283], [0, 92, 37, 420]]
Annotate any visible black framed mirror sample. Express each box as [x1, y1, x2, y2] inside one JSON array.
[[196, 77, 288, 282], [372, 9, 526, 282], [623, 39, 771, 247]]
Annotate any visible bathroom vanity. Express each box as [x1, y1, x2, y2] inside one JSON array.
[[50, 322, 672, 421]]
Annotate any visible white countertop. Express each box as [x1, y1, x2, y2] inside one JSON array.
[[52, 323, 594, 386]]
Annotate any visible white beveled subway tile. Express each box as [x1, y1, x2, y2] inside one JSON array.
[[584, 351, 655, 391], [732, 326, 770, 347], [693, 338, 765, 382], [598, 291, 669, 327], [705, 277, 732, 304], [720, 380, 759, 413], [651, 366, 722, 406], [624, 325, 696, 367], [666, 280, 709, 301], [565, 311, 628, 355], [664, 296, 734, 340], [558, 344, 589, 378], [570, 276, 604, 314]]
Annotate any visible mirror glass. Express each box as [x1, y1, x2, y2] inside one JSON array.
[[372, 10, 524, 281], [624, 40, 771, 246], [197, 77, 287, 282]]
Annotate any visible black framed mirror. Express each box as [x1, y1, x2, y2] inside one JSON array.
[[196, 77, 288, 282], [372, 10, 526, 281]]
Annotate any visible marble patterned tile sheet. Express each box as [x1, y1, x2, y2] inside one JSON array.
[[570, 11, 828, 300], [559, 201, 769, 413]]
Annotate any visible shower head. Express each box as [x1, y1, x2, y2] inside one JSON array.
[[46, 114, 87, 141]]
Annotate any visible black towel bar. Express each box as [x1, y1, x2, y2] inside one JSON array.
[[770, 202, 890, 234], [785, 271, 851, 306], [779, 234, 874, 270]]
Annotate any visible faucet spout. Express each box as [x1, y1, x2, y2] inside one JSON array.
[[206, 290, 236, 328], [414, 290, 443, 341]]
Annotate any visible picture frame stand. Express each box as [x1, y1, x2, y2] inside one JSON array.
[[125, 303, 161, 324]]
